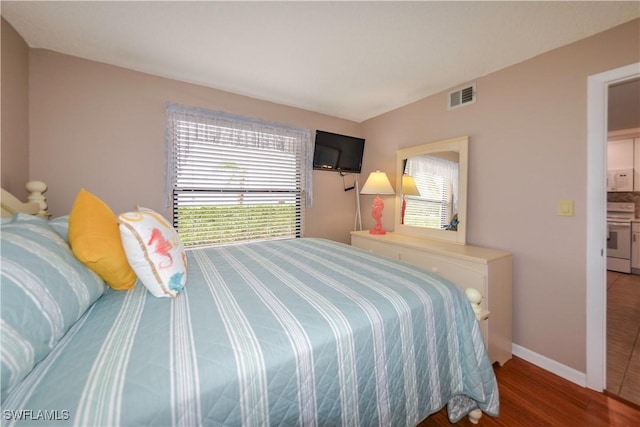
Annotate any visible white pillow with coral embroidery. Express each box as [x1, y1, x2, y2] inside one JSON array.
[[118, 207, 187, 298]]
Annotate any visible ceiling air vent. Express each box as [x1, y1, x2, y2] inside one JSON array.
[[448, 83, 476, 110]]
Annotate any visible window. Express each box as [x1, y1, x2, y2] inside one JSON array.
[[165, 104, 312, 247], [404, 155, 459, 229]]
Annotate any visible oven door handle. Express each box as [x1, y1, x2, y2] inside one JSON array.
[[607, 222, 632, 227]]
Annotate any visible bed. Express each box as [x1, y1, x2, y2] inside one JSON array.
[[0, 185, 499, 426]]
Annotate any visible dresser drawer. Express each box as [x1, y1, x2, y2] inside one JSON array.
[[399, 249, 486, 297], [351, 235, 400, 260]]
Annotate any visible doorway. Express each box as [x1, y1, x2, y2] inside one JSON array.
[[605, 78, 640, 405], [587, 62, 640, 393]]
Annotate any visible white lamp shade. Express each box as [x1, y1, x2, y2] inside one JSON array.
[[401, 174, 420, 196], [361, 170, 395, 195]]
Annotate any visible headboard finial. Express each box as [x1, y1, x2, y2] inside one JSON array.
[[26, 180, 50, 218]]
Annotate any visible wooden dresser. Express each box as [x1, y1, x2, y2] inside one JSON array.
[[350, 230, 512, 366]]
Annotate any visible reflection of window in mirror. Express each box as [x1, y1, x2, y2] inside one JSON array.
[[403, 153, 459, 230], [395, 135, 468, 244]]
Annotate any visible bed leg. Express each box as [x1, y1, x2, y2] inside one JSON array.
[[468, 409, 482, 424]]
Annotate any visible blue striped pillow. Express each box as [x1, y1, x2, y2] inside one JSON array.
[[49, 215, 70, 241], [0, 214, 106, 399]]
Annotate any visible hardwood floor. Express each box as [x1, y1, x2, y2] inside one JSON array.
[[419, 356, 640, 426], [607, 271, 640, 407]]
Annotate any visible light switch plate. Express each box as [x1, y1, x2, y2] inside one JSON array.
[[557, 199, 574, 216]]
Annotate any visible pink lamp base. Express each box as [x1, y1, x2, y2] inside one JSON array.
[[369, 194, 386, 235]]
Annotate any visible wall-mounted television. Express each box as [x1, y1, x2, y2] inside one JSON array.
[[313, 130, 365, 173]]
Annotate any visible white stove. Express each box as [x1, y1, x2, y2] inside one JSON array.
[[607, 202, 636, 222], [607, 202, 635, 273]]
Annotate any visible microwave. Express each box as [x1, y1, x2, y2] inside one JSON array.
[[607, 169, 634, 192]]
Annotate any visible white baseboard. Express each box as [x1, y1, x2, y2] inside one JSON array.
[[512, 344, 587, 387]]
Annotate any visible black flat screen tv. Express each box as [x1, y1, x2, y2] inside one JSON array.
[[313, 130, 365, 173]]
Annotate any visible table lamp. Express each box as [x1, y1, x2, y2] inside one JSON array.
[[360, 170, 395, 235], [401, 173, 420, 225]]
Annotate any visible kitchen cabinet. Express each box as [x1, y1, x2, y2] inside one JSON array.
[[608, 138, 634, 192], [607, 138, 634, 170], [608, 138, 634, 170], [350, 230, 512, 366]]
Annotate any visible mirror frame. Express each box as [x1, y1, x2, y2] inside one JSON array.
[[394, 135, 469, 245]]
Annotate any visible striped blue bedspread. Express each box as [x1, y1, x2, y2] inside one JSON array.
[[2, 238, 498, 426]]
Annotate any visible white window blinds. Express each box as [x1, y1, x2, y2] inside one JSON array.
[[404, 155, 458, 229], [165, 104, 312, 247]]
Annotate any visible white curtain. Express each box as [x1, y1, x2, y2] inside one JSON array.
[[164, 103, 313, 209]]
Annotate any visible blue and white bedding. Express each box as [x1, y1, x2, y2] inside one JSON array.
[[1, 231, 498, 426]]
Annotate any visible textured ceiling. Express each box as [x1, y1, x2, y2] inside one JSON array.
[[2, 1, 639, 122]]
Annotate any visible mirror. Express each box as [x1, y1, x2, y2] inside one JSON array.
[[395, 136, 468, 244]]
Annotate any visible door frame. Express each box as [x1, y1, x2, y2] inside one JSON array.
[[586, 62, 640, 391]]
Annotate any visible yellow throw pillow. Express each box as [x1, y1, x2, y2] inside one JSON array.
[[68, 189, 136, 290]]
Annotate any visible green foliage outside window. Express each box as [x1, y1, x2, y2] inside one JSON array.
[[176, 204, 297, 247]]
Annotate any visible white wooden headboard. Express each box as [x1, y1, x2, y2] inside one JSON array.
[[1, 181, 50, 218]]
